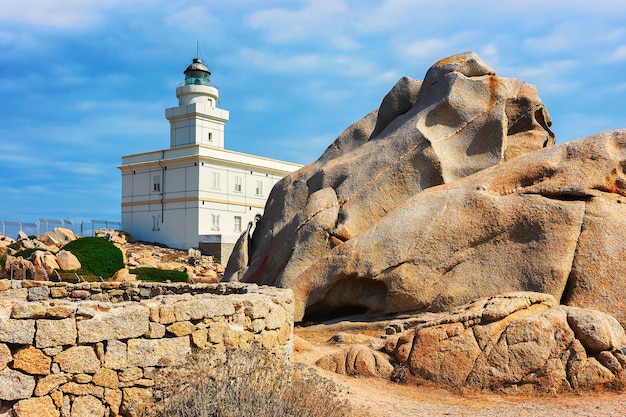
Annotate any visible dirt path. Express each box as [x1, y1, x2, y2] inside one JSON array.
[[293, 324, 626, 417]]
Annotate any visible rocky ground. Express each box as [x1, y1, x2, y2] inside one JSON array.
[[293, 321, 626, 417]]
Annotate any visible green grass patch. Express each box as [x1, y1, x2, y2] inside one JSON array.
[[14, 247, 58, 259], [0, 254, 6, 266], [131, 267, 188, 283], [14, 248, 40, 259], [61, 237, 124, 278]]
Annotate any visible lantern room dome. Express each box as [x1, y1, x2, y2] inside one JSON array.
[[184, 58, 211, 86]]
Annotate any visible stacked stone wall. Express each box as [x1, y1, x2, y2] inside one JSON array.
[[0, 279, 294, 416]]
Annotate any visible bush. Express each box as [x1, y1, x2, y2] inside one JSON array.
[[150, 348, 368, 417], [61, 237, 124, 278], [132, 267, 188, 283]]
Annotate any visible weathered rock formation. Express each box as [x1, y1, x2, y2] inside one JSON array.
[[384, 292, 626, 392], [226, 51, 626, 326], [315, 292, 626, 393]]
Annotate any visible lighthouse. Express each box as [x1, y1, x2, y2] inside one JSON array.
[[166, 57, 229, 149], [119, 56, 301, 263]]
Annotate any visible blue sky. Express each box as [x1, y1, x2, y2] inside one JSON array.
[[1, 1, 625, 230]]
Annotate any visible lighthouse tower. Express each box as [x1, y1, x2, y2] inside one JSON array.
[[165, 58, 229, 149], [120, 56, 301, 263]]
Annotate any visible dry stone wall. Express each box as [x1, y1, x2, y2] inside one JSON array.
[[0, 279, 294, 416]]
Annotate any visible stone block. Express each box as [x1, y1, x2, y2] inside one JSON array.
[[13, 395, 59, 417], [59, 382, 104, 398], [244, 297, 272, 319], [0, 368, 35, 401], [104, 340, 127, 370], [266, 305, 287, 330], [158, 305, 176, 324], [118, 367, 142, 383], [27, 286, 50, 301], [207, 322, 228, 344], [50, 287, 68, 298], [93, 368, 119, 389], [121, 387, 152, 417], [0, 318, 35, 344], [77, 304, 150, 343], [50, 390, 63, 407], [166, 321, 195, 337], [277, 324, 292, 345], [70, 394, 105, 417], [145, 322, 166, 339], [55, 346, 101, 374], [127, 337, 191, 367], [36, 318, 77, 348], [172, 297, 235, 322], [104, 388, 122, 415], [34, 373, 70, 396], [261, 330, 278, 350], [11, 303, 47, 319], [0, 343, 11, 371], [191, 328, 208, 348], [13, 346, 51, 375], [74, 374, 93, 383], [250, 318, 266, 333], [0, 288, 28, 301]]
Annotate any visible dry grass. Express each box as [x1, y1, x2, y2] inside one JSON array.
[[149, 347, 370, 417]]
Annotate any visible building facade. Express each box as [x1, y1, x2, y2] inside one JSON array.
[[119, 58, 302, 263]]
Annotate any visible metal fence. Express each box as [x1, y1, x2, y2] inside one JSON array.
[[0, 219, 121, 239]]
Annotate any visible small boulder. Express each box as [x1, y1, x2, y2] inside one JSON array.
[[39, 228, 76, 249], [29, 251, 59, 279], [110, 268, 136, 283], [316, 345, 394, 379], [566, 307, 626, 354], [55, 250, 81, 271]]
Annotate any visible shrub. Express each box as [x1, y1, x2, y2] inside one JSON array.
[[61, 237, 124, 278], [150, 348, 368, 417], [0, 254, 5, 266], [132, 267, 188, 283]]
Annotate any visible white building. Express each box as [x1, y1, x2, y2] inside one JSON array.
[[119, 58, 302, 263]]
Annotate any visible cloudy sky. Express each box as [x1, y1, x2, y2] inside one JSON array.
[[1, 1, 625, 231]]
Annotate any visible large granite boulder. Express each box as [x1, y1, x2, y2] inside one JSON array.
[[226, 52, 626, 326]]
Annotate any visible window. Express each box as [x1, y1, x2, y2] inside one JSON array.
[[211, 172, 220, 189], [152, 214, 160, 231], [211, 214, 220, 231], [255, 180, 263, 196], [234, 216, 242, 233], [152, 175, 161, 192], [234, 176, 242, 192], [208, 132, 213, 142]]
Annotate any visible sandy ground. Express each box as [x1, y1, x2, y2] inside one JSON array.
[[293, 322, 626, 417]]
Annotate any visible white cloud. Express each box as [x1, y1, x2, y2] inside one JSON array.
[[164, 5, 219, 34], [0, 0, 152, 29], [609, 46, 626, 62], [246, 0, 348, 44], [237, 48, 379, 79], [402, 39, 450, 60]]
